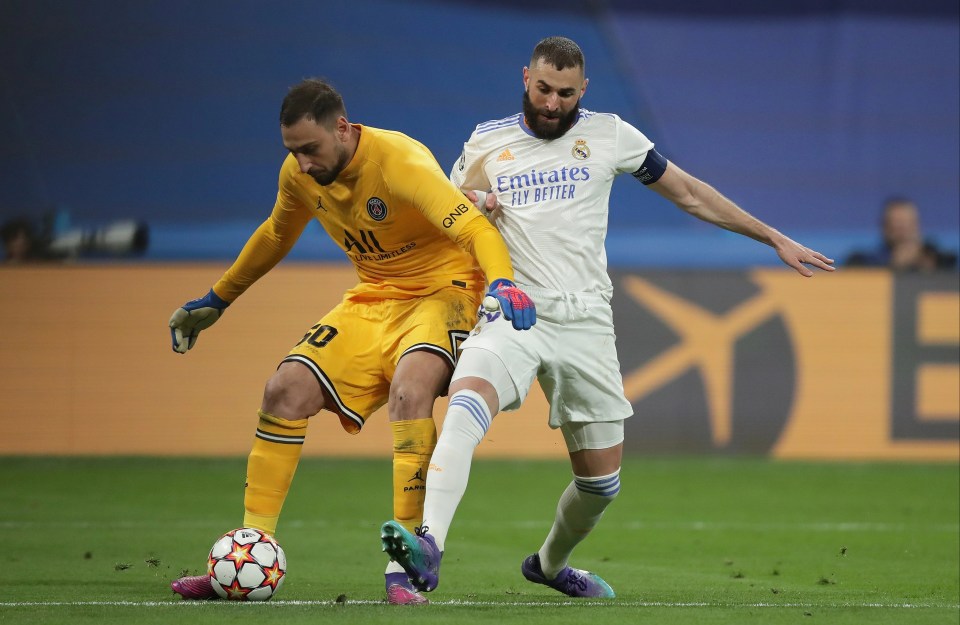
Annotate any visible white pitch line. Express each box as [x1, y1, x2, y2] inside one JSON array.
[[0, 519, 956, 533], [0, 600, 957, 609], [619, 521, 960, 533]]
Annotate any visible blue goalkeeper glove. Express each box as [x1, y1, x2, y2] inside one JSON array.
[[168, 288, 231, 353], [482, 279, 536, 330]]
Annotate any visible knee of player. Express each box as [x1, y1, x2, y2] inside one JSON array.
[[387, 380, 438, 420], [261, 371, 324, 419]]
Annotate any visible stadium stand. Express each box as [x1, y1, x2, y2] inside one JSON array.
[[0, 0, 956, 265]]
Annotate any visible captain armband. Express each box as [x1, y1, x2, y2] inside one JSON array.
[[631, 148, 668, 185]]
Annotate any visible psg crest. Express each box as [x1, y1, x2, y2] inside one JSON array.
[[366, 197, 388, 221]]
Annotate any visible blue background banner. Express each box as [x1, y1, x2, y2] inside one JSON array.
[[1, 0, 957, 264]]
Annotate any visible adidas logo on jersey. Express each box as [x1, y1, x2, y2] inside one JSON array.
[[497, 149, 515, 161]]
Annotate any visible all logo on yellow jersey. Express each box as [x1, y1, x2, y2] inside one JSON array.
[[496, 149, 515, 161], [572, 139, 590, 160], [343, 229, 387, 254]]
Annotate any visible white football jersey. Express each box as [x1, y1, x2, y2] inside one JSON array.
[[451, 109, 655, 297]]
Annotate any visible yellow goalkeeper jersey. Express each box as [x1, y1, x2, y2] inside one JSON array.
[[214, 125, 513, 301]]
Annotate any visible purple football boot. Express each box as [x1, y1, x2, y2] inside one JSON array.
[[380, 521, 442, 592], [521, 553, 615, 598]]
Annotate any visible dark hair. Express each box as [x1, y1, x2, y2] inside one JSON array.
[[531, 36, 585, 72], [279, 78, 347, 127]]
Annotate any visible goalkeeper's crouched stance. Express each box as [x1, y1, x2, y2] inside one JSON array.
[[165, 78, 535, 605], [168, 280, 534, 604]]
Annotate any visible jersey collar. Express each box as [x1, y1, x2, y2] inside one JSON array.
[[338, 123, 366, 180], [519, 110, 584, 138]]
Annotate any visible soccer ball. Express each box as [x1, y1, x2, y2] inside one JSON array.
[[207, 527, 286, 601]]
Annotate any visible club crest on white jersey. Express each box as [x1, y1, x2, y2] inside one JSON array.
[[451, 109, 656, 295], [572, 139, 590, 160]]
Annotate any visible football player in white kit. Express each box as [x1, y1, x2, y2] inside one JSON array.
[[381, 36, 834, 598]]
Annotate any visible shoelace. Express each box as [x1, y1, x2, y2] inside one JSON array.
[[414, 525, 430, 537], [562, 569, 589, 592]]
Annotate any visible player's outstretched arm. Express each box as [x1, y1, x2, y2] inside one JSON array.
[[649, 162, 835, 277], [168, 288, 231, 353], [446, 215, 537, 330], [769, 234, 836, 277], [484, 278, 536, 330]]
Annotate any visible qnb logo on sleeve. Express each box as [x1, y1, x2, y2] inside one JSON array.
[[442, 203, 470, 228]]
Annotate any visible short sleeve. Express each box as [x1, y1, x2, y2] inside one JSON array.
[[614, 116, 655, 175], [450, 131, 490, 191]]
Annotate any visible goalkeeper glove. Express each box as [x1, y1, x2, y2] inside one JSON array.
[[169, 288, 230, 353], [483, 279, 536, 330]]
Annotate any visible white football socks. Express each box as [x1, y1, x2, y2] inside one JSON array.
[[420, 389, 492, 551], [537, 469, 621, 579]]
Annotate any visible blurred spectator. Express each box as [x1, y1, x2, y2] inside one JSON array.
[[0, 217, 49, 263], [1, 215, 148, 262], [845, 197, 957, 271]]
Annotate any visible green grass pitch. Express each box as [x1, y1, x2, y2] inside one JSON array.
[[0, 456, 956, 624]]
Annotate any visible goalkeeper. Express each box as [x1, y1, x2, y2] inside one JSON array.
[[167, 78, 534, 605]]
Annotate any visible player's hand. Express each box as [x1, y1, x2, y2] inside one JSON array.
[[774, 235, 836, 277], [464, 190, 503, 224], [168, 288, 231, 353], [483, 279, 536, 330]]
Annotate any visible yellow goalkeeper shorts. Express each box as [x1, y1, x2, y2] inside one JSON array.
[[283, 285, 480, 433]]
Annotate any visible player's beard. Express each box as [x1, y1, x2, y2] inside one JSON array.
[[522, 89, 580, 140], [308, 143, 350, 186]]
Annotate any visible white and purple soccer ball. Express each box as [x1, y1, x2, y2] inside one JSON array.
[[207, 527, 286, 601]]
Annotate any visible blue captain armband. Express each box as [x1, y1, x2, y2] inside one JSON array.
[[631, 148, 668, 185]]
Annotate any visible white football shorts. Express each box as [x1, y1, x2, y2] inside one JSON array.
[[452, 286, 634, 436]]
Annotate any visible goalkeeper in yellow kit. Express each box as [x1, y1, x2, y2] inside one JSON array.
[[167, 79, 536, 605]]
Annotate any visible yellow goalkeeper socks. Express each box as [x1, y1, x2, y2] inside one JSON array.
[[391, 417, 437, 531], [243, 410, 308, 535]]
